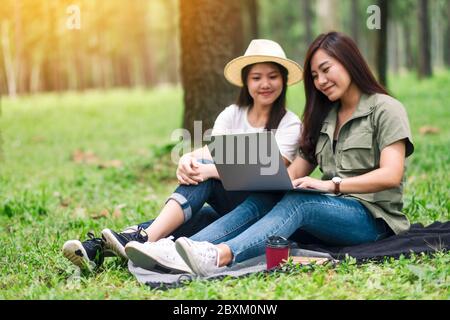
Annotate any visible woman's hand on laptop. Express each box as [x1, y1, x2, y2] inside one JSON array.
[[292, 177, 334, 193]]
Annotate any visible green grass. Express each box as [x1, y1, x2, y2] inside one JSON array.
[[0, 72, 449, 299]]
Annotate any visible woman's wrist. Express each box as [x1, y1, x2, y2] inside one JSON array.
[[207, 164, 220, 180], [327, 180, 335, 193], [180, 153, 194, 161]]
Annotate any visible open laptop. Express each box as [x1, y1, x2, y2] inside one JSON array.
[[207, 131, 324, 193]]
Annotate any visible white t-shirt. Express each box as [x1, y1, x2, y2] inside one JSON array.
[[211, 104, 301, 163]]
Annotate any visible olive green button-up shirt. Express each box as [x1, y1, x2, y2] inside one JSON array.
[[301, 93, 414, 235]]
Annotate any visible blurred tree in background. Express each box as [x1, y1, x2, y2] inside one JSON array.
[[0, 0, 448, 127], [446, 0, 450, 67], [418, 0, 433, 78], [0, 0, 180, 97], [375, 0, 389, 87]]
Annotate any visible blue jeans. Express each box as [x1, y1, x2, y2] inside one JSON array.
[[190, 191, 393, 263], [137, 160, 251, 238]]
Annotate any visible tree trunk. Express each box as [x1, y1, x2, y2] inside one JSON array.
[[302, 0, 313, 45], [316, 0, 339, 32], [246, 0, 259, 40], [376, 0, 388, 87], [403, 21, 415, 70], [14, 0, 24, 94], [350, 0, 359, 45], [444, 0, 450, 67], [417, 0, 432, 78], [388, 21, 400, 74], [180, 0, 244, 136], [1, 21, 17, 98], [430, 0, 443, 69], [30, 63, 41, 93]]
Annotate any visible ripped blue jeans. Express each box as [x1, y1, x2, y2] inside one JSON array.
[[137, 159, 251, 238]]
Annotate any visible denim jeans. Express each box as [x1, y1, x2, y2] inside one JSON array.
[[190, 192, 284, 243], [190, 191, 393, 263], [137, 159, 251, 238], [138, 205, 221, 239]]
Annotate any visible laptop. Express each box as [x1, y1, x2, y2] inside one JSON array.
[[207, 131, 324, 193]]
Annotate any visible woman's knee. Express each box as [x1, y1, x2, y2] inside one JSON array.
[[244, 193, 281, 215]]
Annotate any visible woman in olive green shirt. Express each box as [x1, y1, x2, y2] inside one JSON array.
[[155, 32, 414, 277]]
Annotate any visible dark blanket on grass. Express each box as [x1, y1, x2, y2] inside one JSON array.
[[294, 221, 450, 262], [128, 221, 449, 289]]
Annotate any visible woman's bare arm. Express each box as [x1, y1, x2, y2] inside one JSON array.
[[338, 140, 406, 193], [287, 156, 316, 180], [292, 140, 406, 193]]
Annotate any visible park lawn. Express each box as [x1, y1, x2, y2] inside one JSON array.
[[0, 72, 449, 299]]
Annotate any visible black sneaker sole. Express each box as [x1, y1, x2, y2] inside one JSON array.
[[62, 240, 96, 272], [101, 229, 128, 259]]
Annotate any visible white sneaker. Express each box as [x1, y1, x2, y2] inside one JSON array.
[[175, 237, 225, 277], [125, 237, 192, 274]]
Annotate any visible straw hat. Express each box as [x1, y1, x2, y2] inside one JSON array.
[[224, 39, 303, 87]]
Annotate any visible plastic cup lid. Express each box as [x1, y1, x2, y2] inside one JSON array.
[[266, 235, 289, 248]]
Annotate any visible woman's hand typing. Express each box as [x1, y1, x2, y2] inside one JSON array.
[[292, 176, 334, 193]]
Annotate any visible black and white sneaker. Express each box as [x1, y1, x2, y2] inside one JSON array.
[[101, 227, 148, 259], [62, 232, 106, 271]]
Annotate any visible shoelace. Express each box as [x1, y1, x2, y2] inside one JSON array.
[[83, 232, 106, 266], [84, 231, 105, 251], [124, 226, 148, 242]]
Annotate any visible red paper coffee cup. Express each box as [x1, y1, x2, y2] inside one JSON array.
[[265, 236, 290, 270]]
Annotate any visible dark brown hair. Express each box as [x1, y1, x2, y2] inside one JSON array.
[[300, 31, 388, 163], [236, 62, 288, 130]]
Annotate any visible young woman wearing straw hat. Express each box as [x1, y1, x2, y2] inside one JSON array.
[[168, 32, 414, 277], [62, 39, 304, 273]]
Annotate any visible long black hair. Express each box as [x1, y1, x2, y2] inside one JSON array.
[[300, 31, 388, 163], [236, 62, 289, 130]]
